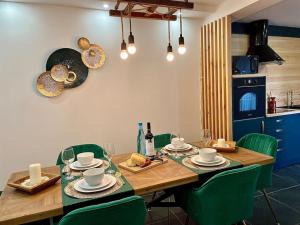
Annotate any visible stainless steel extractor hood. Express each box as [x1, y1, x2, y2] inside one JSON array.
[[247, 19, 284, 65]]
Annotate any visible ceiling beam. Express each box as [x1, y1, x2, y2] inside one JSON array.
[[109, 10, 177, 20], [117, 0, 194, 9]]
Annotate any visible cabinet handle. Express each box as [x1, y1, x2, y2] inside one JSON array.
[[261, 121, 265, 134], [276, 129, 283, 133], [277, 139, 283, 143], [277, 148, 284, 152], [276, 119, 282, 123]]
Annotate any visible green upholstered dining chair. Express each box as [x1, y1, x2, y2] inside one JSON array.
[[57, 196, 147, 225], [175, 164, 261, 225], [237, 133, 279, 225], [56, 144, 104, 165], [154, 133, 172, 149]]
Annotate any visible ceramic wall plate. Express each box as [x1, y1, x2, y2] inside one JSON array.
[[81, 44, 106, 69], [50, 64, 68, 82], [46, 48, 89, 89], [36, 71, 64, 97]]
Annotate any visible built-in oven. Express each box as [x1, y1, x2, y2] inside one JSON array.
[[233, 76, 266, 121]]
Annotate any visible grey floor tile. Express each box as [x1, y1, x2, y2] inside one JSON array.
[[265, 173, 299, 193], [274, 166, 300, 184], [248, 195, 300, 225]]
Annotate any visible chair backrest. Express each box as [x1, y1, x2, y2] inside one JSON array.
[[237, 133, 277, 157], [190, 165, 261, 225], [154, 133, 172, 149], [58, 196, 147, 225], [56, 144, 104, 165], [237, 133, 278, 189]]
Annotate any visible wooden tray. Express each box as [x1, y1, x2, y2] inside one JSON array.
[[8, 172, 61, 194], [209, 140, 237, 153], [119, 158, 168, 173]]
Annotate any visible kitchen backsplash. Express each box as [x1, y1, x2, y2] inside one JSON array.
[[232, 34, 300, 107]]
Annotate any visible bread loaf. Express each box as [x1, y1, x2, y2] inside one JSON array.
[[130, 153, 146, 166]]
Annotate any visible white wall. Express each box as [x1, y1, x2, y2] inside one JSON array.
[[0, 2, 202, 188]]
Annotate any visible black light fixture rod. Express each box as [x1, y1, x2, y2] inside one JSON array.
[[179, 8, 183, 36], [168, 20, 171, 45], [121, 14, 125, 41]]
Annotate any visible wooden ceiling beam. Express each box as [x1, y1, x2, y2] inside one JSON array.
[[109, 10, 177, 21], [145, 6, 158, 16], [166, 8, 177, 16], [117, 0, 193, 9], [123, 3, 135, 15]]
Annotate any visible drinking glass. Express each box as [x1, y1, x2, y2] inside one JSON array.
[[200, 129, 211, 147], [103, 143, 116, 174], [170, 132, 180, 159], [61, 147, 75, 180]]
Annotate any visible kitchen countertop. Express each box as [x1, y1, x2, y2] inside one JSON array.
[[266, 108, 300, 117]]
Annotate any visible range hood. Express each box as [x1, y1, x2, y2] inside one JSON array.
[[247, 19, 284, 65]]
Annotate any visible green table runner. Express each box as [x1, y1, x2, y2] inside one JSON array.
[[60, 159, 134, 213]]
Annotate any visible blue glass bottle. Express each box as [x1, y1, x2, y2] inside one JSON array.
[[137, 122, 146, 155]]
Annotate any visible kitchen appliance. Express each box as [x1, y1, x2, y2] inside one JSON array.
[[233, 76, 266, 121], [247, 19, 284, 65], [232, 55, 259, 74]]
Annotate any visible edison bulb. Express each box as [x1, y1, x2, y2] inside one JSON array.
[[166, 52, 174, 62], [178, 45, 186, 55], [128, 44, 136, 55], [120, 50, 128, 60]]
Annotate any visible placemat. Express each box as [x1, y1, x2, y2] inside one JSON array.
[[60, 158, 134, 213], [160, 147, 199, 157], [64, 176, 124, 199]]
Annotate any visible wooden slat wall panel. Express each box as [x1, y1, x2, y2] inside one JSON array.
[[200, 15, 232, 140]]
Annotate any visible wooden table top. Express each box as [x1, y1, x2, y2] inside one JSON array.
[[0, 147, 274, 225]]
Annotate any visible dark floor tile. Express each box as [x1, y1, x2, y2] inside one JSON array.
[[274, 166, 300, 184], [248, 196, 300, 225], [146, 207, 169, 224], [265, 173, 299, 193], [269, 185, 300, 213]]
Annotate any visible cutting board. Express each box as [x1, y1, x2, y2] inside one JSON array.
[[118, 158, 168, 173]]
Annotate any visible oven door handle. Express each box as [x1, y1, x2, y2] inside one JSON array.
[[236, 85, 265, 88]]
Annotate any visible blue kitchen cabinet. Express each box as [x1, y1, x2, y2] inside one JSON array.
[[233, 118, 264, 141], [265, 113, 300, 169]]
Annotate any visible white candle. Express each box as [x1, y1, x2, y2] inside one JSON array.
[[217, 138, 226, 147], [29, 163, 42, 185]]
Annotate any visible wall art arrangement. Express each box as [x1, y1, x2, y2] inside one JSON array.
[[36, 37, 106, 97]]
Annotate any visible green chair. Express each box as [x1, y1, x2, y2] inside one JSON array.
[[175, 165, 261, 225], [237, 133, 279, 225], [58, 196, 147, 225], [154, 133, 172, 149], [56, 144, 104, 165]]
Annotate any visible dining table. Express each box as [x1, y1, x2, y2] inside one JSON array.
[[0, 142, 274, 225]]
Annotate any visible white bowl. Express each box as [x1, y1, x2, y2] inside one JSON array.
[[83, 168, 104, 186], [171, 137, 185, 148], [199, 148, 217, 162], [77, 152, 94, 166]]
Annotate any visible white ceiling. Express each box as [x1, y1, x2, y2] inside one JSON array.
[[240, 0, 300, 27], [1, 0, 224, 18]]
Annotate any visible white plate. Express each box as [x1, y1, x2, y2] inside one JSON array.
[[191, 155, 226, 167], [70, 158, 103, 171], [165, 144, 192, 152], [195, 155, 222, 164], [78, 174, 112, 190], [74, 175, 117, 193], [212, 143, 230, 148], [73, 159, 99, 168]]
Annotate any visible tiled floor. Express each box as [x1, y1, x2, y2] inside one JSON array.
[[145, 164, 300, 225]]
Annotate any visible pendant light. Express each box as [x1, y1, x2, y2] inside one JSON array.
[[127, 11, 136, 55], [177, 9, 186, 55], [120, 15, 128, 60], [166, 20, 174, 62]]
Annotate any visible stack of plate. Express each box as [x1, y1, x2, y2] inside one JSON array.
[[190, 154, 226, 167], [74, 174, 117, 193], [69, 158, 103, 171], [165, 143, 192, 152]]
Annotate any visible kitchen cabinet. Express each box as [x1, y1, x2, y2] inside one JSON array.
[[265, 113, 300, 169], [233, 118, 264, 141]]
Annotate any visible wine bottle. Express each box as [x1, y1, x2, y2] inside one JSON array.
[[137, 122, 146, 155], [145, 122, 155, 156]]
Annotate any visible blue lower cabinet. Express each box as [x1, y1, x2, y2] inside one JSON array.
[[265, 113, 300, 169], [233, 118, 264, 141]]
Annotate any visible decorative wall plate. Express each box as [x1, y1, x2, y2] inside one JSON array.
[[78, 37, 91, 50], [81, 44, 106, 69], [50, 64, 68, 82], [36, 71, 64, 97], [46, 48, 89, 89]]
